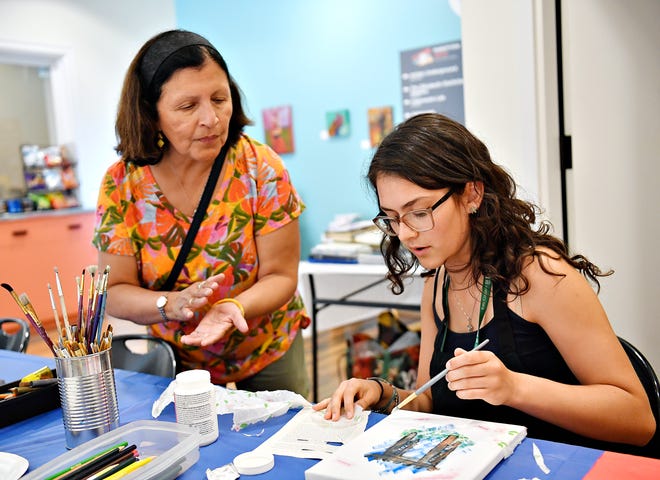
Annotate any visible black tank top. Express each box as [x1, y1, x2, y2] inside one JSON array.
[[428, 270, 637, 452]]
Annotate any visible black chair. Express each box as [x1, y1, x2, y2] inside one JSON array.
[[110, 334, 177, 378], [0, 317, 30, 353], [619, 336, 660, 458]]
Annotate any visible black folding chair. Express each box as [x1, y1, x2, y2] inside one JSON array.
[[619, 336, 660, 458], [0, 317, 30, 353], [110, 334, 177, 378]]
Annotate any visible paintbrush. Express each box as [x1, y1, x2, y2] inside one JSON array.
[[1, 282, 26, 313], [77, 269, 85, 339], [394, 339, 490, 411], [2, 283, 57, 356], [19, 292, 38, 318], [85, 265, 98, 344], [54, 267, 73, 342], [19, 293, 57, 356], [47, 283, 65, 346], [1, 283, 41, 331], [87, 267, 103, 346], [99, 324, 113, 352], [93, 265, 111, 345]]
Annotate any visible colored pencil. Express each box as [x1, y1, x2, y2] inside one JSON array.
[[57, 444, 137, 480], [102, 455, 154, 480], [87, 455, 138, 480], [43, 442, 128, 480]]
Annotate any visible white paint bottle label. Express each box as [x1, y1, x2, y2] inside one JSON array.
[[174, 369, 219, 446]]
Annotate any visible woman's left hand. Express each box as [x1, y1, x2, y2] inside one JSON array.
[[180, 299, 249, 347], [445, 347, 518, 406]]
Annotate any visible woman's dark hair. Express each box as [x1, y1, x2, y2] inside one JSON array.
[[115, 30, 252, 165], [367, 113, 611, 295]]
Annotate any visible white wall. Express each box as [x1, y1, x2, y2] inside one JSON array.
[[462, 0, 659, 371], [461, 0, 545, 213], [0, 0, 176, 209], [562, 0, 660, 370]]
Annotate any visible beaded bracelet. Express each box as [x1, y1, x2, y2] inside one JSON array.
[[367, 377, 384, 401], [214, 298, 245, 316], [368, 377, 399, 414]]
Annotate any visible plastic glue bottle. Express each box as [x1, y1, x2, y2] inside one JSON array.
[[174, 369, 219, 446]]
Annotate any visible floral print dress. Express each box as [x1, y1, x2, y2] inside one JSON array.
[[93, 134, 309, 384]]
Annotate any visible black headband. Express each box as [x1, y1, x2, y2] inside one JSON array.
[[139, 30, 216, 88]]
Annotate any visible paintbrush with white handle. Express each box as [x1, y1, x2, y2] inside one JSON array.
[[394, 339, 490, 411]]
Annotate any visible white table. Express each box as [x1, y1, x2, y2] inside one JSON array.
[[298, 260, 423, 401]]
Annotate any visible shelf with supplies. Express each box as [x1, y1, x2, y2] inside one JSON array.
[[18, 144, 80, 211]]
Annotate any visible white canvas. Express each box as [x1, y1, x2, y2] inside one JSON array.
[[305, 409, 526, 480], [255, 407, 370, 459]]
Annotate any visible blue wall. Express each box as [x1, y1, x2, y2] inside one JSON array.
[[175, 0, 461, 257]]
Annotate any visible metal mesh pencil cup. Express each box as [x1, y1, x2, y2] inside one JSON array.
[[54, 348, 119, 449]]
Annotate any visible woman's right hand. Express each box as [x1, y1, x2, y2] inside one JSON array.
[[173, 273, 224, 321], [312, 378, 382, 421]]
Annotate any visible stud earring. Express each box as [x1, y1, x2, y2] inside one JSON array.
[[469, 206, 478, 215], [157, 132, 165, 149]]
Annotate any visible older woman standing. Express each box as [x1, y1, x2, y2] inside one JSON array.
[[93, 30, 309, 396]]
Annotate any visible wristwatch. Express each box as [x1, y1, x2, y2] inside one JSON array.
[[156, 294, 169, 322]]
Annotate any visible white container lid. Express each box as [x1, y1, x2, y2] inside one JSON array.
[[233, 451, 275, 475], [176, 369, 211, 389]]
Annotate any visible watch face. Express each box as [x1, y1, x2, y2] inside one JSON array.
[[156, 295, 168, 308]]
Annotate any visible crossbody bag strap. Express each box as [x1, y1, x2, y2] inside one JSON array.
[[160, 145, 229, 292]]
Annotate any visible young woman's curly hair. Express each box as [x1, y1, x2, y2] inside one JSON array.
[[367, 113, 611, 295]]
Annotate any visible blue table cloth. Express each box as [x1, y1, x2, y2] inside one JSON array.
[[0, 350, 603, 478]]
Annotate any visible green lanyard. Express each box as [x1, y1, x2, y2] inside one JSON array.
[[440, 274, 492, 352]]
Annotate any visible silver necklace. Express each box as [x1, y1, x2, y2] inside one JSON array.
[[454, 289, 478, 332]]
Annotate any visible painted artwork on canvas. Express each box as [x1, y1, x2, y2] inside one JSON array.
[[325, 109, 350, 138], [367, 106, 394, 147], [304, 409, 526, 480], [364, 425, 473, 475], [262, 105, 295, 154]]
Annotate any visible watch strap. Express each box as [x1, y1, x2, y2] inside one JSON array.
[[157, 295, 169, 322]]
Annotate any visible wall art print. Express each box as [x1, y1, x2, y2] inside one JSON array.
[[325, 109, 351, 138], [367, 106, 393, 147], [262, 105, 295, 154]]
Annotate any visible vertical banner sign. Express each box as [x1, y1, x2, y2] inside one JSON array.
[[400, 41, 464, 124]]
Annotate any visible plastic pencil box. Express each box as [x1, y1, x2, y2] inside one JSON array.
[[22, 420, 200, 480]]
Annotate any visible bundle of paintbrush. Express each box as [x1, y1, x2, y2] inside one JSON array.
[[1, 264, 113, 358]]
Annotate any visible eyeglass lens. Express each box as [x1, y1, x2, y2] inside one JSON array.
[[373, 189, 453, 236]]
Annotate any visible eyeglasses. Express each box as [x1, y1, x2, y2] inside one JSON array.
[[372, 189, 454, 236]]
